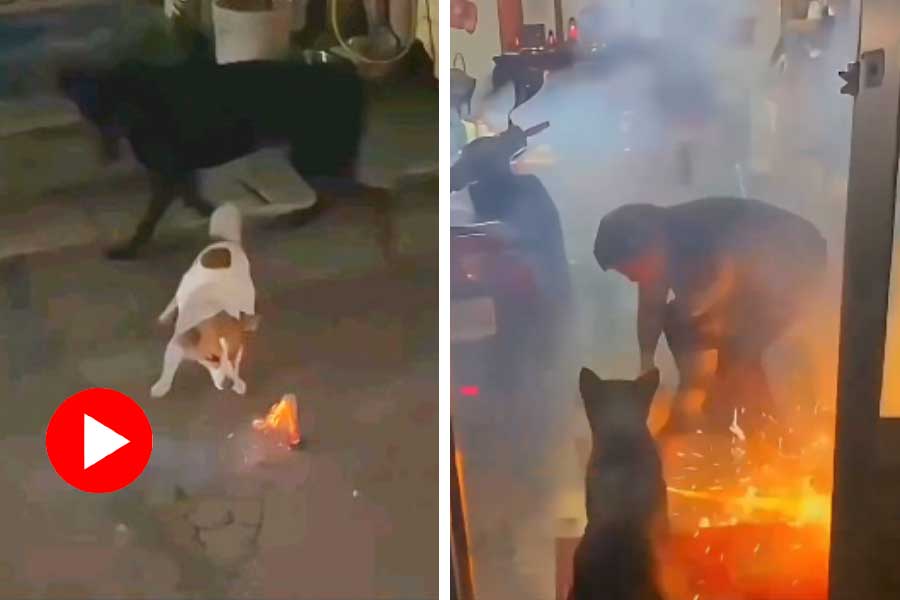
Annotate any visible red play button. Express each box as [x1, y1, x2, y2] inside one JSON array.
[[46, 388, 153, 494]]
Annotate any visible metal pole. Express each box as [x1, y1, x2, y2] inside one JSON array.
[[554, 0, 563, 42], [451, 552, 459, 600], [450, 421, 475, 600], [829, 0, 900, 598]]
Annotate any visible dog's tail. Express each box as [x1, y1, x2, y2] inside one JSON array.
[[209, 203, 242, 243]]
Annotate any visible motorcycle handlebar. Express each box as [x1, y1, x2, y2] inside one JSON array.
[[523, 121, 550, 137], [450, 120, 551, 191]]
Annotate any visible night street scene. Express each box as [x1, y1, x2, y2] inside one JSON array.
[[450, 1, 900, 600], [0, 0, 437, 598]]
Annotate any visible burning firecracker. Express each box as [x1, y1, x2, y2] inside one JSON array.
[[253, 393, 302, 448]]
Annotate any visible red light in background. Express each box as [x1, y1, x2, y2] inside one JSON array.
[[460, 386, 480, 397]]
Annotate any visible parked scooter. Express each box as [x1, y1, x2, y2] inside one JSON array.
[[450, 116, 570, 412]]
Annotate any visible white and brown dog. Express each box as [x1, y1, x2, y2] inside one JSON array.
[[151, 203, 260, 397]]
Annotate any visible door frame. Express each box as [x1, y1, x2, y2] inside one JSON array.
[[829, 0, 900, 598]]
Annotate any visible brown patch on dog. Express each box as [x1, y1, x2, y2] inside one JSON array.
[[178, 327, 202, 348], [200, 247, 232, 269], [178, 311, 256, 362]]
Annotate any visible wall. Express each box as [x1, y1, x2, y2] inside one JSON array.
[[448, 0, 789, 115], [521, 0, 554, 27], [560, 0, 635, 36], [416, 0, 439, 76]]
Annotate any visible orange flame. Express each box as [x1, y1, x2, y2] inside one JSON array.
[[667, 477, 831, 531], [655, 382, 835, 600], [253, 394, 301, 447]]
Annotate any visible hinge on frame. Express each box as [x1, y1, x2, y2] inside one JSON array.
[[840, 48, 886, 97], [839, 60, 860, 96]]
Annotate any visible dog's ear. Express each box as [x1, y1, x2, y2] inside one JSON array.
[[579, 367, 603, 400], [580, 367, 607, 434], [635, 368, 660, 412], [242, 314, 261, 332]]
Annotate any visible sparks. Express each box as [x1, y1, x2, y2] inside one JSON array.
[[729, 408, 746, 442]]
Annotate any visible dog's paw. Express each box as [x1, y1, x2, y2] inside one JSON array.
[[232, 379, 247, 395], [106, 244, 139, 261], [150, 381, 170, 398]]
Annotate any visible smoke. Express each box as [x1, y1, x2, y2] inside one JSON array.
[[455, 2, 860, 598]]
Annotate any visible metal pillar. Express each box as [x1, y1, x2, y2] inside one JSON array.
[[553, 0, 563, 42], [829, 0, 900, 598]]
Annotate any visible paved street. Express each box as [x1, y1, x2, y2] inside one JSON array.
[[0, 65, 437, 598]]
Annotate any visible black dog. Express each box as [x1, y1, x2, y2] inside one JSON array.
[[59, 59, 371, 259], [569, 368, 667, 600]]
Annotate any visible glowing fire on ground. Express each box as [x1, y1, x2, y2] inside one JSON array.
[[657, 404, 835, 600], [667, 477, 830, 530], [644, 304, 848, 600], [252, 393, 302, 448]]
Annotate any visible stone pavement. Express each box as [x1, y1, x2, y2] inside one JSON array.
[[0, 193, 438, 598], [0, 81, 437, 598]]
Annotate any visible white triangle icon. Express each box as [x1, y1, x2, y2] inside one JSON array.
[[84, 414, 131, 470]]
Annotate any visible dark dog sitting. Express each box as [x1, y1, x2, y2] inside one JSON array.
[[59, 59, 369, 259], [569, 368, 668, 600]]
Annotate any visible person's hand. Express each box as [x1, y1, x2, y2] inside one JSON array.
[[640, 353, 656, 374]]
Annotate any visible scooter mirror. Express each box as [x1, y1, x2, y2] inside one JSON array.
[[510, 67, 545, 114]]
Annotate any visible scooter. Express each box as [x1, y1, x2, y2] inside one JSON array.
[[450, 116, 570, 416]]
